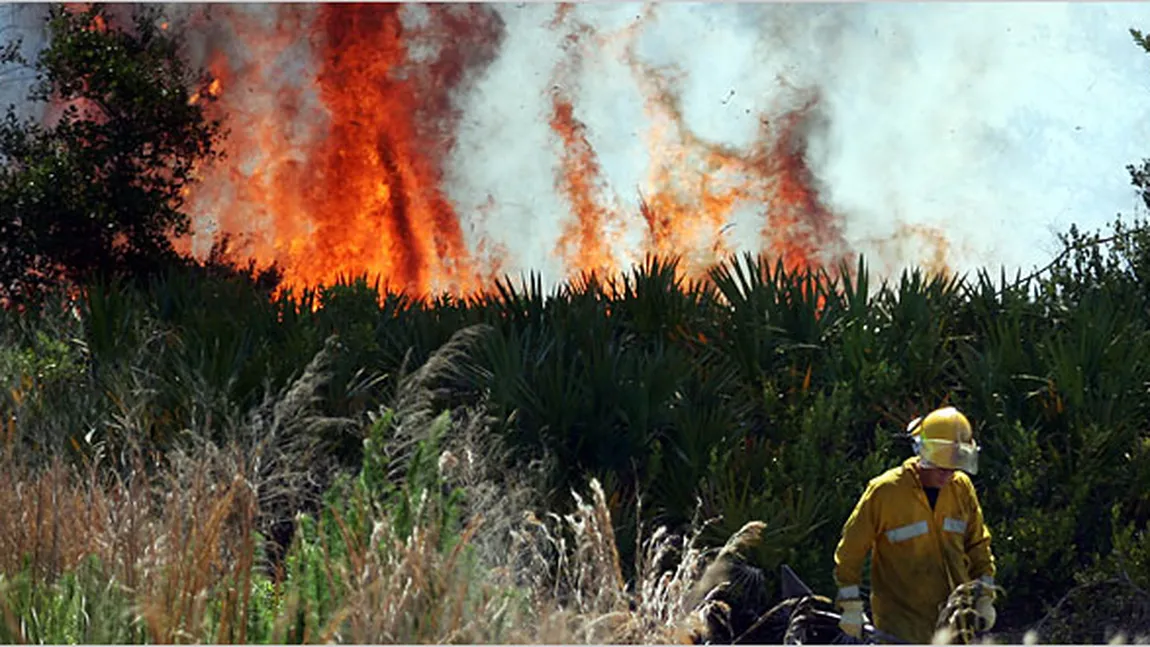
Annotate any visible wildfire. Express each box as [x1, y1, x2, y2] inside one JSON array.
[[168, 4, 892, 299], [548, 9, 624, 281], [549, 95, 623, 280], [187, 4, 504, 299], [188, 78, 221, 106], [616, 9, 848, 280], [859, 223, 954, 280], [535, 5, 850, 288], [757, 94, 849, 274]]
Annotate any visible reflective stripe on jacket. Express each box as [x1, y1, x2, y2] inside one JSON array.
[[833, 456, 995, 644]]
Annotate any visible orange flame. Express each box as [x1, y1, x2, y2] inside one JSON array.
[[187, 78, 220, 106], [188, 4, 505, 299], [550, 96, 622, 280], [33, 5, 956, 297], [859, 222, 954, 279], [547, 9, 623, 281], [758, 93, 849, 274], [179, 5, 886, 298], [583, 9, 848, 283]]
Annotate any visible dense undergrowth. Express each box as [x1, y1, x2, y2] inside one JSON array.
[[2, 218, 1150, 643]]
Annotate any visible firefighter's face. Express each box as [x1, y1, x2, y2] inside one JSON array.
[[919, 466, 955, 488]]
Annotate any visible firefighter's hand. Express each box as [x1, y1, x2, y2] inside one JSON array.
[[839, 599, 864, 639], [975, 594, 997, 632]]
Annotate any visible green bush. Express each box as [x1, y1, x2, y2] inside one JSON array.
[[2, 214, 1149, 638]]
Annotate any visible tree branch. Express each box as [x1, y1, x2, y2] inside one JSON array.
[[995, 225, 1149, 297]]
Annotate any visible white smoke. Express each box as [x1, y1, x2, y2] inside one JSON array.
[[789, 3, 1150, 278], [450, 2, 1150, 283], [3, 3, 1150, 288], [444, 3, 573, 284]]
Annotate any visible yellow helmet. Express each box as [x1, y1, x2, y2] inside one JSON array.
[[906, 406, 979, 475]]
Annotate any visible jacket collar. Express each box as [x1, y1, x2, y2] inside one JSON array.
[[900, 456, 928, 489]]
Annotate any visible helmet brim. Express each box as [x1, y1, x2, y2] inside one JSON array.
[[919, 438, 979, 475]]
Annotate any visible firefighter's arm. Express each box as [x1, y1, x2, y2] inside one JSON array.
[[965, 481, 998, 630], [834, 481, 879, 600], [964, 482, 996, 584]]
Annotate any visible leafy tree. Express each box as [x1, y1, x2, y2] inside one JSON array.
[[0, 3, 223, 303], [1130, 29, 1150, 212]]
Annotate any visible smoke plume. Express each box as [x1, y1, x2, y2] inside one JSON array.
[[2, 3, 1149, 295]]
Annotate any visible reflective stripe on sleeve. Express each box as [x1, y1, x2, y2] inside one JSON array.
[[885, 520, 929, 543], [837, 585, 860, 600], [943, 517, 968, 534]]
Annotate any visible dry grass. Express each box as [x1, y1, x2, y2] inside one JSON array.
[[0, 451, 717, 643], [508, 478, 713, 644], [0, 326, 720, 644], [0, 442, 263, 643]]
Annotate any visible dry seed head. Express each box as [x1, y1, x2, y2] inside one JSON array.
[[370, 519, 385, 553], [437, 450, 458, 477]]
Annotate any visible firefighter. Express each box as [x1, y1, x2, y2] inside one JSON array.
[[833, 406, 997, 643]]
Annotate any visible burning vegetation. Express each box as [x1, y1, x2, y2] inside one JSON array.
[[4, 5, 1150, 645], [171, 3, 869, 299]]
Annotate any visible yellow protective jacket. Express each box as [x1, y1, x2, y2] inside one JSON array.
[[833, 456, 995, 644]]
